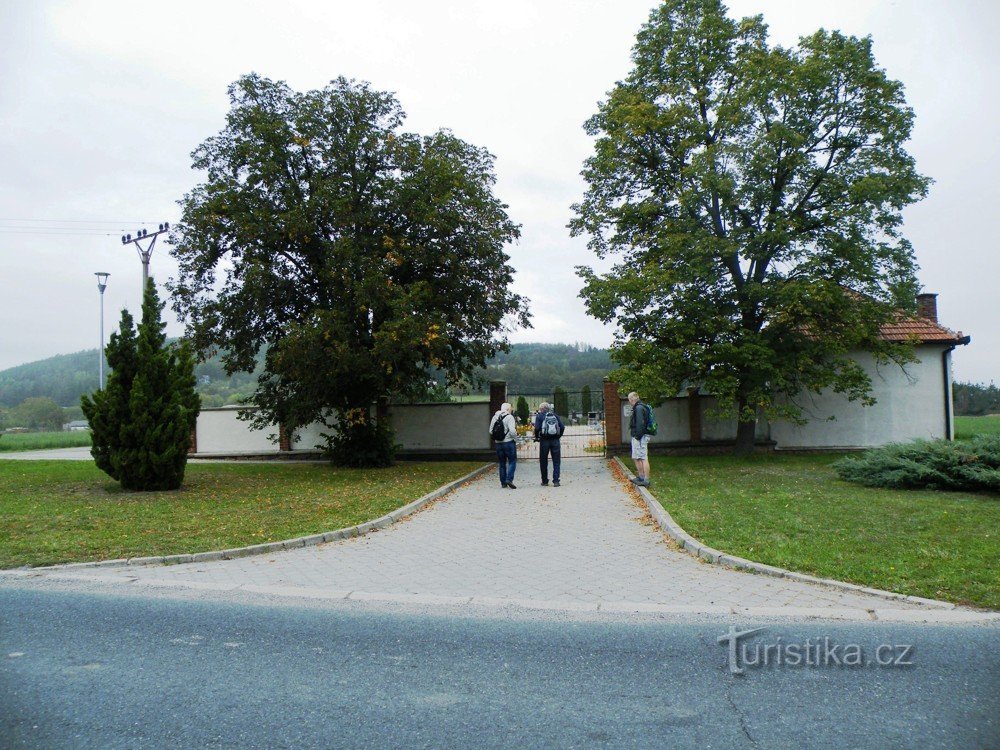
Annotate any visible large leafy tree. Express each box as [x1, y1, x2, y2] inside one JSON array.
[[571, 0, 930, 453], [170, 74, 528, 459]]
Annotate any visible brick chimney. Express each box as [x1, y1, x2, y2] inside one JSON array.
[[916, 293, 938, 323]]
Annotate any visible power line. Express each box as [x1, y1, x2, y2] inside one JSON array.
[[0, 218, 166, 225], [0, 229, 124, 236]]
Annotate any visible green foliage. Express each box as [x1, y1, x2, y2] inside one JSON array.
[[552, 386, 569, 417], [571, 0, 929, 453], [81, 280, 201, 491], [170, 73, 528, 463], [954, 381, 1000, 416], [581, 385, 593, 415], [515, 396, 530, 424], [834, 436, 1000, 493], [7, 397, 64, 431], [321, 413, 397, 468], [82, 308, 138, 479]]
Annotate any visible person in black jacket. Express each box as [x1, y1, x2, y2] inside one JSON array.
[[533, 402, 565, 486], [628, 391, 652, 487]]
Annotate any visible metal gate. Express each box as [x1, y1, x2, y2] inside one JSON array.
[[507, 389, 605, 459]]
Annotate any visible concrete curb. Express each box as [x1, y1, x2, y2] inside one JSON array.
[[3, 571, 997, 623], [11, 463, 495, 573], [611, 457, 963, 612]]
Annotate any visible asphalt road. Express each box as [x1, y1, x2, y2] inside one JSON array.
[[1, 587, 997, 749]]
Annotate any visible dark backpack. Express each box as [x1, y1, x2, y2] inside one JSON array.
[[636, 402, 658, 436], [645, 409, 658, 436], [541, 412, 560, 437], [490, 413, 508, 442]]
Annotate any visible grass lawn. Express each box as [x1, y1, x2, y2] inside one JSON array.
[[955, 414, 1000, 439], [0, 460, 483, 568], [631, 454, 999, 609], [0, 431, 92, 452]]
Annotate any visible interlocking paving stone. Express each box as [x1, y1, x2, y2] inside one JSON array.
[[23, 459, 936, 611]]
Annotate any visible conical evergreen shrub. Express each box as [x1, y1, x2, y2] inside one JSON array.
[[81, 309, 138, 480], [81, 279, 200, 491]]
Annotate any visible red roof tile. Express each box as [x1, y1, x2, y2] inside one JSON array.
[[879, 315, 968, 344]]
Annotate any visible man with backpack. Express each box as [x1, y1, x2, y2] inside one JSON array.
[[628, 391, 653, 487], [489, 402, 518, 489], [533, 402, 565, 487]]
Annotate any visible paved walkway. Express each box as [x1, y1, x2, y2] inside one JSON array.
[[7, 456, 980, 620]]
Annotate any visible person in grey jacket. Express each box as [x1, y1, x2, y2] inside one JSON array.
[[489, 402, 518, 489]]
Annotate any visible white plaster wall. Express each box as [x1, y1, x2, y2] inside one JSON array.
[[194, 403, 493, 454], [292, 419, 336, 451], [196, 407, 278, 453], [622, 400, 690, 444], [771, 346, 950, 449], [390, 403, 492, 450]]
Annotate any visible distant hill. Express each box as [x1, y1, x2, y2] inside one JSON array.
[[0, 342, 613, 408]]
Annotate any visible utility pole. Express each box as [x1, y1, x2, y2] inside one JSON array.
[[121, 222, 170, 291]]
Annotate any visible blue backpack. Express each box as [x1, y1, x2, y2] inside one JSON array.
[[541, 411, 560, 436]]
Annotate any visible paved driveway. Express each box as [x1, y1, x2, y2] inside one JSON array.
[[11, 457, 975, 619], [0, 447, 93, 460]]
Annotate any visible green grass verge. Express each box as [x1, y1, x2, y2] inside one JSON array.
[[0, 431, 93, 452], [632, 454, 999, 609], [0, 460, 483, 568], [955, 415, 1000, 440]]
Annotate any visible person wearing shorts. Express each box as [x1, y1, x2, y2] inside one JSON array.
[[628, 391, 652, 487]]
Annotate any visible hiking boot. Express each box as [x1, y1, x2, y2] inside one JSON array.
[[629, 476, 642, 484], [637, 479, 651, 488], [553, 480, 560, 487], [507, 482, 518, 490]]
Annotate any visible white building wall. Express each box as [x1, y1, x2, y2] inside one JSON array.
[[196, 407, 278, 453], [390, 403, 492, 451], [622, 400, 689, 443], [770, 346, 950, 449], [292, 419, 335, 452]]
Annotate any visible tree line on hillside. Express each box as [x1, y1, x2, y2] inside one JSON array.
[[0, 342, 612, 413], [953, 382, 1000, 416]]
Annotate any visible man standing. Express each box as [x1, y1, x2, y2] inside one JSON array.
[[489, 402, 518, 489], [533, 402, 565, 486], [628, 392, 652, 487]]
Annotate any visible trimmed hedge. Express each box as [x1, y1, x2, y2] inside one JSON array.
[[834, 435, 1000, 494]]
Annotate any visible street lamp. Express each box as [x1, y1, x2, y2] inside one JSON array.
[[95, 272, 110, 389]]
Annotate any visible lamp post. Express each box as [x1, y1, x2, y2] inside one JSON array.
[[95, 272, 110, 389]]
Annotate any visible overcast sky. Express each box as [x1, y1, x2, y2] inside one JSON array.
[[1, 0, 997, 383]]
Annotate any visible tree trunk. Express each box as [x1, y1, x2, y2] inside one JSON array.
[[734, 418, 757, 456], [733, 390, 756, 456]]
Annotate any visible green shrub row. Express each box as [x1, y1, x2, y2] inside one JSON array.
[[834, 435, 1000, 494]]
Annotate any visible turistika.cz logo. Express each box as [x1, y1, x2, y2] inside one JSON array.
[[717, 627, 915, 676]]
